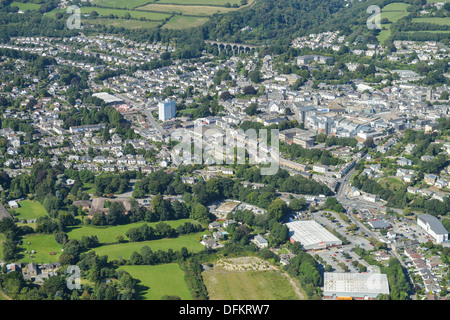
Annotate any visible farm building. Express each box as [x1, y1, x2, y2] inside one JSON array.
[[285, 220, 342, 251], [323, 272, 390, 300]]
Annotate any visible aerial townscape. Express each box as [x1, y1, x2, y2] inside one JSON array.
[[0, 0, 448, 306]]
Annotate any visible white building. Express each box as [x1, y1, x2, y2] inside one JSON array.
[[158, 99, 176, 121], [286, 220, 342, 251], [417, 214, 448, 243], [323, 272, 390, 300]]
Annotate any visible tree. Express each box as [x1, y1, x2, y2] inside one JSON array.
[[267, 199, 288, 221], [191, 203, 210, 224]]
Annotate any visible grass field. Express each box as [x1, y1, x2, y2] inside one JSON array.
[[138, 3, 237, 16], [120, 264, 192, 300], [377, 177, 405, 191], [203, 268, 301, 300], [49, 6, 171, 20], [14, 200, 48, 221], [412, 17, 450, 26], [93, 0, 155, 9], [162, 15, 210, 29], [158, 0, 242, 5], [89, 231, 205, 260], [19, 234, 63, 264], [85, 18, 162, 29], [10, 1, 42, 11], [66, 219, 198, 244], [377, 2, 412, 43]]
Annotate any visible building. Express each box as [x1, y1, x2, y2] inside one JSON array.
[[158, 99, 176, 121], [323, 272, 390, 300], [286, 220, 342, 251], [313, 164, 328, 174], [92, 92, 124, 105], [252, 235, 269, 249], [417, 214, 448, 243]]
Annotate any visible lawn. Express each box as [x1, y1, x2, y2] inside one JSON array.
[[19, 234, 63, 264], [10, 2, 42, 11], [14, 200, 48, 221], [202, 268, 301, 300], [66, 219, 198, 244], [120, 264, 192, 300], [89, 231, 205, 261]]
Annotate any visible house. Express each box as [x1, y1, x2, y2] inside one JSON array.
[[208, 222, 221, 230], [252, 235, 269, 249], [223, 219, 237, 228], [8, 200, 19, 209], [397, 158, 413, 166], [213, 231, 224, 240], [424, 174, 438, 185]]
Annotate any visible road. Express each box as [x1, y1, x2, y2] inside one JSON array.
[[114, 93, 165, 139]]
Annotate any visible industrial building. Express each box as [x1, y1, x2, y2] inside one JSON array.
[[417, 214, 448, 243], [323, 272, 390, 300], [92, 92, 124, 105], [286, 220, 342, 251]]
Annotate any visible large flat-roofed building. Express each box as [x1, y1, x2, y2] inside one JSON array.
[[92, 92, 124, 105], [417, 214, 448, 243], [323, 272, 390, 300], [286, 220, 342, 251]]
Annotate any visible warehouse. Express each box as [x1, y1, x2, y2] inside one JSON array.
[[92, 92, 124, 105], [417, 214, 448, 243], [323, 272, 390, 300], [286, 220, 342, 251]]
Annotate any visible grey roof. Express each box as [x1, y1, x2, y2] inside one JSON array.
[[368, 220, 391, 229], [418, 215, 448, 235]]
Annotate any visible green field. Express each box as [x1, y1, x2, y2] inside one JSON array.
[[66, 219, 198, 244], [49, 6, 171, 20], [377, 2, 412, 43], [14, 200, 48, 221], [89, 231, 205, 260], [138, 3, 238, 16], [120, 264, 192, 300], [93, 0, 155, 9], [377, 177, 405, 191], [412, 17, 450, 26], [162, 15, 210, 29], [158, 0, 242, 5], [19, 234, 63, 264], [203, 268, 301, 300], [10, 1, 42, 11], [85, 18, 162, 29]]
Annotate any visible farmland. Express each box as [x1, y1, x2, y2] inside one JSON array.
[[120, 264, 192, 300], [47, 0, 255, 30]]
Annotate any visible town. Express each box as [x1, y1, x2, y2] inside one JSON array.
[[0, 0, 449, 303]]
